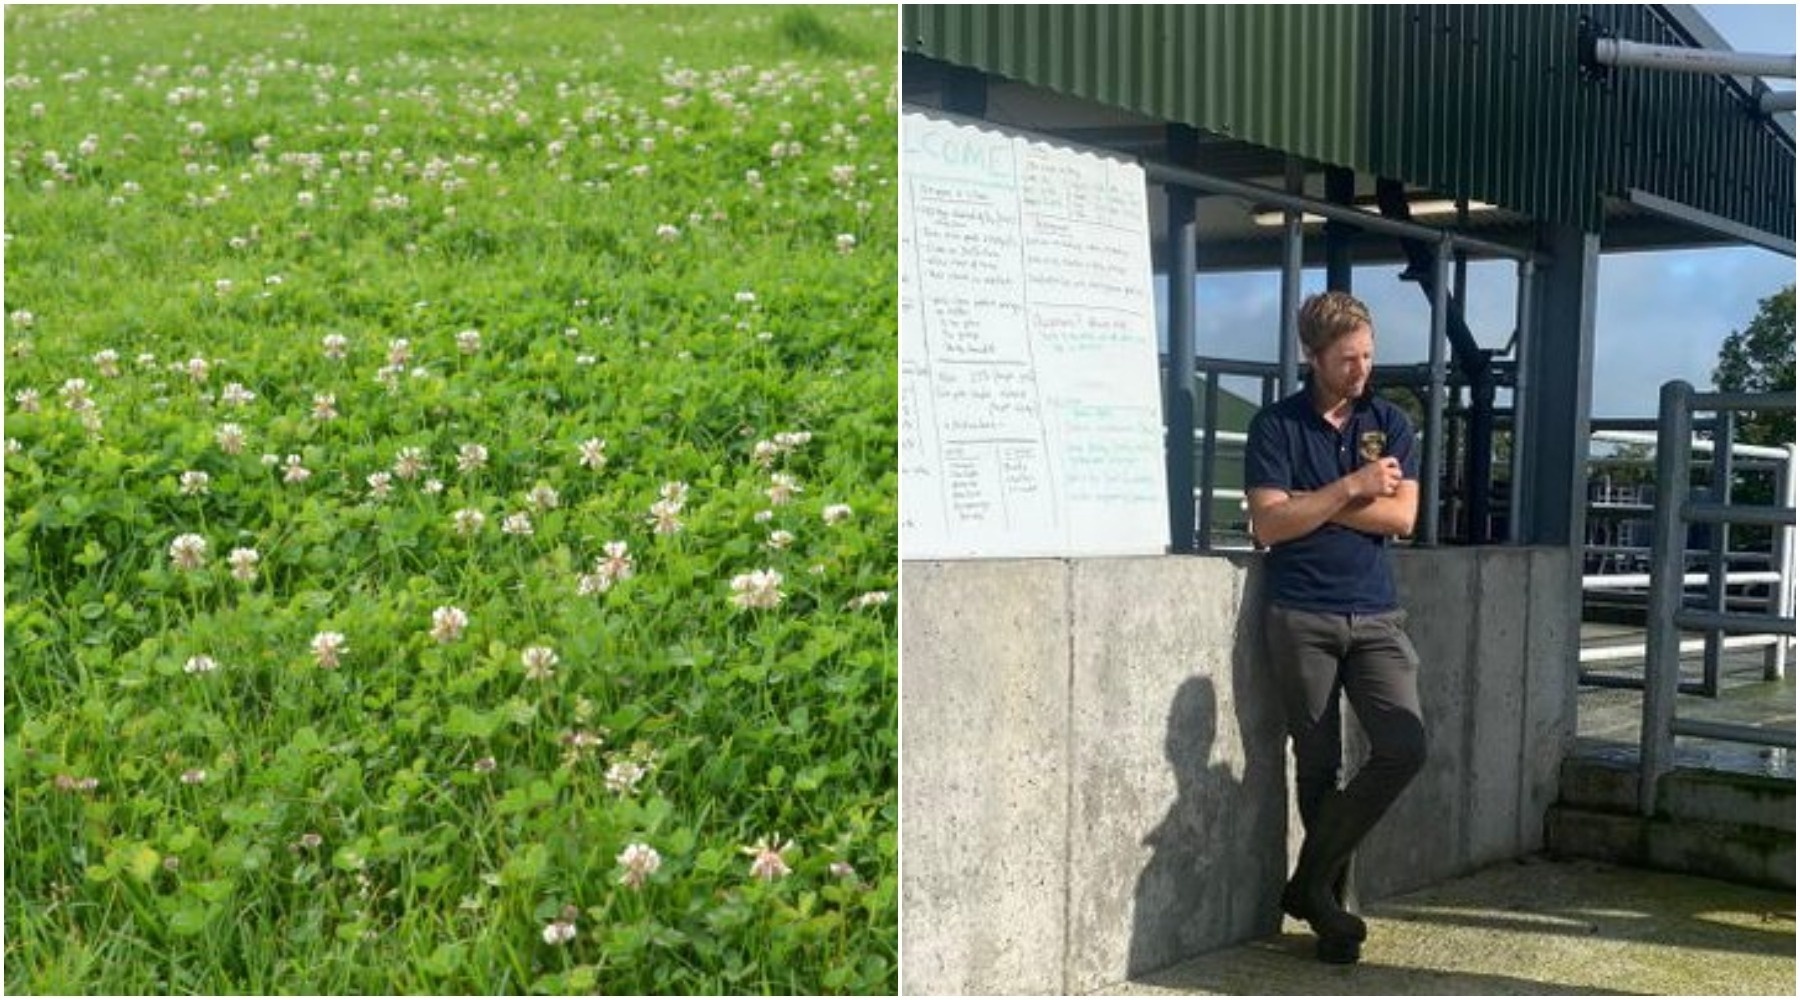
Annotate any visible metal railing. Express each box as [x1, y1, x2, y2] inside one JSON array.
[[1581, 418, 1795, 691], [1638, 381, 1797, 816]]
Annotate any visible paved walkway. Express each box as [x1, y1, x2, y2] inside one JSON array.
[[1097, 855, 1796, 995]]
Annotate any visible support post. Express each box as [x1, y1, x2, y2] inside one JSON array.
[[1509, 261, 1536, 542], [1770, 445, 1796, 680], [1703, 409, 1735, 695], [1421, 239, 1450, 546], [1164, 127, 1199, 554], [1521, 225, 1599, 546], [1641, 380, 1695, 816], [1324, 166, 1355, 293], [1279, 158, 1305, 398]]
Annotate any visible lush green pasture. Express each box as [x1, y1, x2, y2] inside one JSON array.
[[3, 5, 897, 993]]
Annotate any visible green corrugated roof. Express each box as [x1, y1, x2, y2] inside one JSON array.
[[903, 3, 1794, 240]]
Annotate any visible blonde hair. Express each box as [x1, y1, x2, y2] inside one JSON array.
[[1297, 291, 1374, 355]]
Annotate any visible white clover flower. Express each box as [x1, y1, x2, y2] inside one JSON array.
[[430, 606, 468, 644], [502, 512, 534, 537], [386, 338, 411, 367], [647, 498, 683, 535], [311, 393, 338, 421], [216, 423, 247, 454], [220, 382, 255, 406], [541, 919, 576, 946], [92, 349, 120, 377], [655, 223, 680, 241], [59, 378, 91, 411], [13, 389, 40, 413], [728, 568, 784, 611], [283, 455, 311, 484], [453, 508, 485, 536], [767, 472, 801, 506], [310, 631, 347, 669], [767, 529, 795, 549], [742, 835, 794, 881], [605, 759, 649, 797], [521, 645, 558, 680], [183, 654, 219, 674], [179, 768, 207, 785], [847, 590, 891, 611], [322, 333, 349, 359], [735, 289, 757, 305], [528, 484, 559, 511], [835, 233, 857, 254], [751, 440, 779, 467], [455, 329, 481, 354], [617, 842, 661, 889], [578, 437, 607, 470], [179, 470, 211, 496], [393, 446, 427, 480], [578, 541, 634, 595], [659, 481, 688, 506], [456, 443, 488, 473], [423, 478, 444, 495], [773, 430, 812, 451], [822, 503, 852, 525], [365, 471, 393, 500], [168, 533, 208, 571], [228, 547, 259, 582], [184, 357, 210, 383]]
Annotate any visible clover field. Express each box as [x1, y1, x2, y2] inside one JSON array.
[[3, 5, 898, 994]]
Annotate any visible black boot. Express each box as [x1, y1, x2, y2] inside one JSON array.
[[1281, 856, 1365, 964], [1281, 789, 1391, 964]]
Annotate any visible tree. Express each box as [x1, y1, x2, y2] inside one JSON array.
[[1711, 285, 1792, 553], [1712, 284, 1795, 448]]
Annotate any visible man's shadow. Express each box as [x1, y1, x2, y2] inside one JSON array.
[[1127, 567, 1289, 978]]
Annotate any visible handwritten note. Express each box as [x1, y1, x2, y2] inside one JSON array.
[[901, 112, 1169, 559]]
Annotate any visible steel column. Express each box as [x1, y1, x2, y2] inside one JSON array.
[[1509, 260, 1536, 542], [1421, 239, 1450, 546], [1640, 380, 1694, 816], [1164, 130, 1199, 554]]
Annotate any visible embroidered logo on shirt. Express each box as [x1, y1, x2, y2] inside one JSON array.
[[1358, 430, 1387, 463]]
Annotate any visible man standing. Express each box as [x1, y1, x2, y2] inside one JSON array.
[[1242, 290, 1427, 965]]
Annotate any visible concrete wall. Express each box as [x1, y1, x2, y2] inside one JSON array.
[[900, 547, 1580, 996]]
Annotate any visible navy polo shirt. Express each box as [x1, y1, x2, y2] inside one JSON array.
[[1243, 385, 1419, 614]]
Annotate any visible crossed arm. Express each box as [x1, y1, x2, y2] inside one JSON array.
[[1246, 463, 1418, 548]]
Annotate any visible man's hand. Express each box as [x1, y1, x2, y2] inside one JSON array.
[[1346, 457, 1403, 501]]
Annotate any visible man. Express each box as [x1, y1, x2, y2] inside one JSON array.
[[1242, 290, 1427, 965]]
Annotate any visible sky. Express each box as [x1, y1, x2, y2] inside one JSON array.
[[1180, 4, 1797, 421]]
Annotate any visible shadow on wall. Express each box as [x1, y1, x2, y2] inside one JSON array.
[[1127, 566, 1289, 979]]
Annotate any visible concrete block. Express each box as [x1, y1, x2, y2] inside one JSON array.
[[1063, 558, 1287, 993], [1361, 550, 1477, 897], [1545, 807, 1796, 890], [899, 560, 1071, 996], [1661, 768, 1797, 832], [1468, 550, 1530, 866], [1522, 549, 1580, 849]]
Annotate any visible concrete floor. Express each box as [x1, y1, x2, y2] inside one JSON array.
[[1097, 627, 1798, 996], [1098, 855, 1797, 996], [1575, 624, 1795, 779]]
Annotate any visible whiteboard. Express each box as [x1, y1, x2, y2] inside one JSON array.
[[900, 111, 1171, 560]]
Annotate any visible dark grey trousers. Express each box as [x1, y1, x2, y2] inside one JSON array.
[[1265, 606, 1427, 863]]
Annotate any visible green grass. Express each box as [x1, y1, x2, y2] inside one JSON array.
[[4, 5, 898, 994]]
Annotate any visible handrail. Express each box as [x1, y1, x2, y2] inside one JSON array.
[[1639, 381, 1797, 816]]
